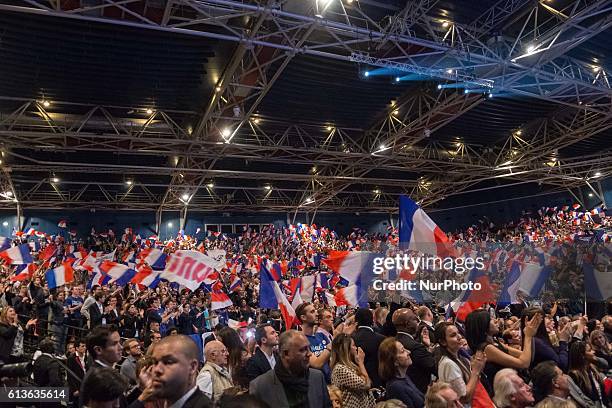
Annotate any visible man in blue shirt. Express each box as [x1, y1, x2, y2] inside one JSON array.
[[65, 285, 85, 334], [295, 302, 331, 382]]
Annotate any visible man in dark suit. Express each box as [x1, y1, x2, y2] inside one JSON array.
[[67, 340, 87, 403], [245, 323, 279, 382], [416, 305, 436, 344], [87, 292, 106, 329], [131, 335, 212, 407], [250, 330, 331, 408], [392, 308, 436, 394], [86, 325, 123, 371], [351, 307, 385, 388], [32, 338, 65, 387]]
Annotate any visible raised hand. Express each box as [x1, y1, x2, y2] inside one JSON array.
[[421, 326, 431, 347], [470, 351, 486, 374], [523, 314, 542, 338]]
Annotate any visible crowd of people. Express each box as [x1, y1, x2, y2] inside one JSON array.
[[0, 203, 609, 407]]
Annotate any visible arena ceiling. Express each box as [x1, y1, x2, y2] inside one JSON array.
[[0, 0, 610, 227]]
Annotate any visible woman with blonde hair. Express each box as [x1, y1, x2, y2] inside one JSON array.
[[331, 333, 375, 408], [589, 329, 612, 368], [0, 306, 36, 363], [328, 384, 343, 408]]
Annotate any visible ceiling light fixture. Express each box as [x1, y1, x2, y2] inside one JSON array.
[[42, 100, 50, 108], [221, 128, 232, 138], [146, 108, 153, 115]]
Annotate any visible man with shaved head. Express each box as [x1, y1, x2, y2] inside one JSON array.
[[132, 334, 212, 408], [393, 307, 436, 393], [196, 340, 233, 401], [250, 330, 331, 408]]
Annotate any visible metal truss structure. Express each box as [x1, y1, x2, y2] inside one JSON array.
[[0, 0, 611, 217]]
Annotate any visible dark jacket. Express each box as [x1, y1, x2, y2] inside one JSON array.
[[66, 354, 87, 396], [88, 302, 104, 328], [396, 331, 436, 394], [128, 387, 212, 408], [532, 337, 568, 371], [32, 354, 65, 387], [0, 322, 18, 362], [249, 367, 331, 408], [120, 315, 143, 339], [386, 376, 425, 408], [352, 326, 385, 388], [245, 347, 278, 383]]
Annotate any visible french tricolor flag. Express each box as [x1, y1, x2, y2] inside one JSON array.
[[210, 289, 233, 310], [88, 267, 111, 289], [11, 264, 36, 282], [139, 248, 167, 270], [272, 281, 296, 329], [325, 285, 360, 307], [0, 236, 11, 252], [399, 195, 452, 257], [45, 261, 75, 289], [584, 262, 612, 300], [131, 264, 161, 289], [0, 244, 33, 265], [322, 251, 374, 285], [229, 275, 242, 292], [99, 260, 137, 286]]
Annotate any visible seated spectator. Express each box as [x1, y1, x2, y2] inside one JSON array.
[[568, 341, 609, 407], [81, 367, 128, 408], [249, 330, 331, 408], [330, 333, 375, 408], [245, 323, 279, 383], [433, 322, 490, 407], [531, 361, 579, 406], [424, 382, 462, 408], [378, 337, 424, 408], [328, 384, 342, 408], [493, 368, 535, 408]]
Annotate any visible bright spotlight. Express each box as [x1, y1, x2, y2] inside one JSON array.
[[446, 69, 453, 74], [5, 191, 12, 197], [594, 171, 602, 177], [442, 21, 450, 28], [395, 77, 400, 82], [206, 182, 214, 188], [392, 110, 399, 116], [51, 177, 59, 183], [487, 93, 493, 98], [126, 180, 133, 186], [181, 193, 190, 201], [167, 222, 173, 227], [42, 100, 50, 108], [264, 185, 272, 191], [526, 44, 536, 53], [437, 84, 442, 90], [364, 71, 370, 77], [464, 89, 469, 94], [215, 86, 222, 92], [379, 144, 385, 150], [326, 125, 334, 131], [588, 193, 594, 197], [373, 189, 381, 194], [2, 221, 7, 227], [592, 66, 600, 72], [146, 108, 153, 115], [252, 118, 261, 124], [221, 128, 232, 138]]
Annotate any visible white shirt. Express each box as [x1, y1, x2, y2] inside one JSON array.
[[168, 385, 198, 408], [196, 363, 230, 399], [261, 348, 276, 369]]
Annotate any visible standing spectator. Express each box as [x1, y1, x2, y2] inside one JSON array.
[[330, 333, 375, 408], [120, 303, 143, 339], [0, 305, 36, 363], [493, 368, 535, 408], [32, 337, 65, 389], [217, 326, 250, 387], [67, 340, 87, 403], [245, 323, 279, 383], [49, 291, 69, 355], [87, 292, 106, 329], [521, 307, 571, 371], [177, 303, 195, 335], [120, 338, 143, 385], [196, 340, 233, 401], [316, 308, 334, 344], [86, 324, 123, 370], [296, 302, 332, 382], [103, 296, 121, 327], [352, 307, 385, 389], [392, 307, 436, 394], [80, 367, 128, 408], [249, 330, 331, 408], [135, 335, 212, 407], [416, 306, 436, 344], [65, 285, 85, 333], [378, 337, 424, 408]]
